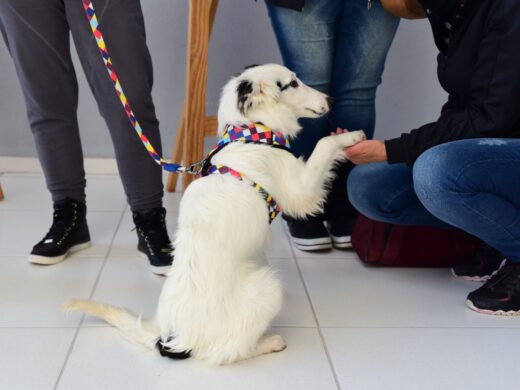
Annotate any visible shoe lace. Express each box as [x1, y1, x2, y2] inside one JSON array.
[[42, 203, 78, 246], [135, 211, 173, 257]]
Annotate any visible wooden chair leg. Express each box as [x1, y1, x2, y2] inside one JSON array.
[[181, 0, 211, 190], [165, 107, 186, 192], [0, 182, 4, 201], [209, 0, 219, 31], [166, 0, 219, 192]]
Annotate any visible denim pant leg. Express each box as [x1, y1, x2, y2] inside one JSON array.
[[328, 0, 399, 213], [413, 139, 520, 262], [266, 0, 399, 156], [329, 0, 399, 138], [266, 0, 398, 219], [266, 0, 342, 159], [347, 162, 451, 227]]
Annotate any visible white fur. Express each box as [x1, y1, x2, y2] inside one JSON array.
[[64, 64, 365, 366]]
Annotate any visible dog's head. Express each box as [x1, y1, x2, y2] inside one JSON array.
[[217, 64, 332, 138]]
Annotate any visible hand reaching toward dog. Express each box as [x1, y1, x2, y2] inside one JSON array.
[[332, 128, 387, 164]]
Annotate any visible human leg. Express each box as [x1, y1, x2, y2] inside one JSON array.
[[65, 0, 172, 273], [0, 0, 86, 202], [266, 0, 342, 159], [266, 0, 342, 250], [347, 162, 450, 227], [0, 0, 93, 263], [326, 0, 400, 245], [413, 139, 520, 262], [413, 139, 520, 314], [65, 0, 163, 211]]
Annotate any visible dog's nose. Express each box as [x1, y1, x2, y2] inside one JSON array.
[[326, 96, 335, 108]]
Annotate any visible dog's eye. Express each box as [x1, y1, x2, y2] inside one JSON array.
[[277, 81, 282, 89], [290, 80, 299, 88]]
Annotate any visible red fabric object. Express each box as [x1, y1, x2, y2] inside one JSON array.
[[351, 214, 479, 267]]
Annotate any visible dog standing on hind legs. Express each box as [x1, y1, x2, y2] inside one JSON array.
[[65, 64, 365, 366]]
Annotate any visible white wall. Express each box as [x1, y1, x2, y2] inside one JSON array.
[[0, 1, 447, 158]]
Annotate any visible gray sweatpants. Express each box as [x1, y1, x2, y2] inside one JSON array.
[[0, 0, 164, 211]]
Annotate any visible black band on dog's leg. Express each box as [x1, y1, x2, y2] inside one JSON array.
[[156, 339, 192, 360]]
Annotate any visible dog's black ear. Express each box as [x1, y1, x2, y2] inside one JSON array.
[[236, 80, 253, 115], [233, 64, 261, 78]]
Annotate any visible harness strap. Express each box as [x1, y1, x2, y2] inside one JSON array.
[[201, 123, 289, 224], [204, 165, 281, 224]]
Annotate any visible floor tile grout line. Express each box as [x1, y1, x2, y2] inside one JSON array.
[[53, 205, 127, 390], [0, 327, 83, 330], [318, 325, 520, 329], [74, 325, 322, 330], [283, 224, 342, 390], [0, 209, 126, 213], [3, 324, 520, 330]]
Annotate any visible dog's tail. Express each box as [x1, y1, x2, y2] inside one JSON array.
[[63, 299, 159, 350]]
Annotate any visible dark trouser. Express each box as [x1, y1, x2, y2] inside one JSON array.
[[0, 0, 163, 211]]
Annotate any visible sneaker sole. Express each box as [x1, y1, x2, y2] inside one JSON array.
[[331, 235, 352, 249], [451, 258, 508, 282], [466, 299, 520, 316], [138, 250, 171, 276], [292, 236, 332, 252], [28, 241, 92, 265]]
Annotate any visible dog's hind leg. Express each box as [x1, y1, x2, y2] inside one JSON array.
[[252, 334, 287, 357], [234, 334, 287, 363]]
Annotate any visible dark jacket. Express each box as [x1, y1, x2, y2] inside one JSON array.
[[385, 0, 520, 165]]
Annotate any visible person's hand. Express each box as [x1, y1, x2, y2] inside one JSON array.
[[344, 138, 387, 164]]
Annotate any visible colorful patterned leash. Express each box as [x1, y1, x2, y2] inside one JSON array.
[[82, 0, 200, 174], [83, 1, 288, 223]]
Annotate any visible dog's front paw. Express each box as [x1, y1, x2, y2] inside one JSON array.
[[335, 130, 366, 148], [351, 130, 367, 143]]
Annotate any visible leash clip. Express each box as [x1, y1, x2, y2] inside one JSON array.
[[179, 160, 205, 175]]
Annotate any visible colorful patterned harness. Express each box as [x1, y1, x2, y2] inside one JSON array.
[[201, 123, 291, 224]]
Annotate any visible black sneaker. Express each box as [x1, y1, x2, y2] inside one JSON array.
[[29, 198, 91, 265], [284, 214, 332, 251], [327, 215, 356, 249], [133, 207, 173, 275], [466, 262, 520, 316], [451, 242, 507, 282]]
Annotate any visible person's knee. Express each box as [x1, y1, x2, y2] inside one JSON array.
[[413, 143, 461, 215]]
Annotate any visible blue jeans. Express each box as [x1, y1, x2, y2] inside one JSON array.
[[266, 0, 399, 218], [266, 0, 399, 158], [348, 139, 520, 262]]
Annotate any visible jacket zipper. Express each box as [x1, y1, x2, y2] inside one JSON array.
[[367, 0, 372, 10]]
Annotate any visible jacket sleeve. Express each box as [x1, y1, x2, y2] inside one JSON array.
[[385, 2, 520, 165]]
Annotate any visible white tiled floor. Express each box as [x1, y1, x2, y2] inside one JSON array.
[[1, 172, 519, 390]]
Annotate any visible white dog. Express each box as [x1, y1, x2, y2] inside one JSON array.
[[65, 64, 365, 366]]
